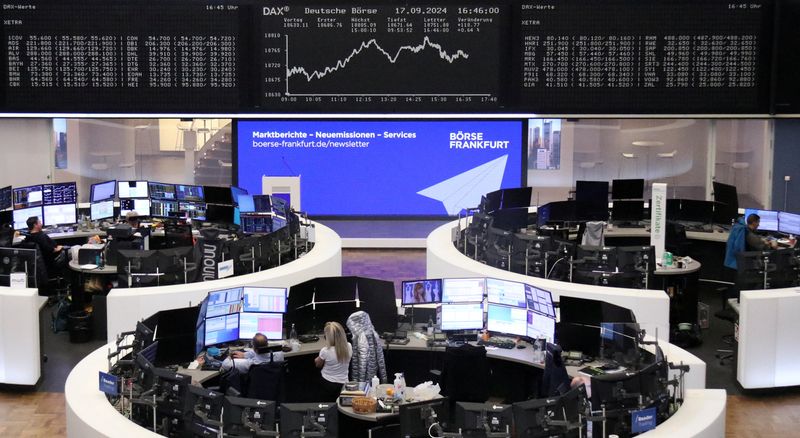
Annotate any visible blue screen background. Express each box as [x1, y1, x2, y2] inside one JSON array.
[[236, 120, 522, 216]]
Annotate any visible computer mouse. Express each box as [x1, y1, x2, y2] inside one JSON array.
[[516, 344, 526, 349]]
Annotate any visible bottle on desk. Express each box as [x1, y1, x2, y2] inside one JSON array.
[[371, 375, 380, 398], [289, 323, 298, 340]]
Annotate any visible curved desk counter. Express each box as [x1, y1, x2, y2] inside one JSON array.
[[0, 287, 46, 386], [67, 333, 719, 437], [105, 222, 341, 343], [428, 221, 672, 345]]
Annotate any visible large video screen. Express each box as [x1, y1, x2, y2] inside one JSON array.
[[236, 120, 523, 216]]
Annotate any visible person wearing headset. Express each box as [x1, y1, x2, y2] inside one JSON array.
[[220, 332, 284, 374]]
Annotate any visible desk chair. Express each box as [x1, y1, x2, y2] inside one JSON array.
[[246, 357, 286, 402], [163, 224, 194, 249], [440, 344, 490, 403]]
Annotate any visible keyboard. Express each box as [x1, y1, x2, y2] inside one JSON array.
[[298, 335, 319, 343], [388, 338, 410, 345], [478, 338, 516, 349]]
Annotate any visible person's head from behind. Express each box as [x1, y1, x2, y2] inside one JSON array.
[[324, 321, 350, 363], [26, 216, 42, 232], [747, 213, 760, 231], [126, 211, 140, 228], [252, 332, 269, 354]]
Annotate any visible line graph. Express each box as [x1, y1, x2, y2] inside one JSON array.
[[286, 35, 471, 82]]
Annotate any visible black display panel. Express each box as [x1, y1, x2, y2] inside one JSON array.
[[1, 0, 248, 112], [0, 186, 12, 210], [513, 0, 773, 113], [42, 182, 77, 205], [258, 3, 508, 111], [771, 0, 800, 113]]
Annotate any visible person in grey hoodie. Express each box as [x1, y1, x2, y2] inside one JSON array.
[[346, 310, 388, 383]]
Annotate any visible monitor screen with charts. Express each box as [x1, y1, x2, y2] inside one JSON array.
[[13, 206, 42, 230], [442, 278, 485, 303], [525, 285, 555, 318], [13, 185, 43, 209], [91, 180, 116, 202], [176, 184, 205, 202], [118, 181, 149, 198], [43, 182, 77, 205], [90, 200, 114, 221], [206, 287, 243, 318], [242, 287, 287, 313], [204, 314, 240, 347], [744, 208, 778, 232], [440, 303, 484, 331], [487, 304, 527, 337], [527, 310, 555, 342], [486, 278, 527, 308], [120, 198, 151, 217], [778, 211, 800, 236], [43, 204, 77, 226], [148, 182, 176, 200], [0, 186, 11, 211], [239, 312, 283, 340], [150, 199, 178, 218]]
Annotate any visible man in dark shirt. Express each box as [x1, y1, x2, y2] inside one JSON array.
[[743, 213, 778, 252], [26, 215, 65, 268]]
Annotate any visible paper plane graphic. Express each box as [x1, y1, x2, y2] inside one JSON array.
[[417, 155, 508, 215]]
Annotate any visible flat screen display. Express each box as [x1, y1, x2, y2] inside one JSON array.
[[237, 194, 255, 213], [13, 206, 42, 230], [204, 314, 240, 347], [90, 200, 114, 221], [239, 313, 283, 340], [150, 199, 178, 218], [0, 186, 11, 210], [118, 181, 149, 198], [178, 201, 206, 220], [43, 182, 77, 205], [204, 186, 233, 205], [744, 208, 778, 232], [778, 211, 800, 236], [486, 278, 527, 308], [487, 304, 527, 337], [90, 180, 116, 202], [401, 279, 442, 305], [13, 185, 43, 209], [440, 303, 484, 331], [527, 310, 555, 342], [176, 184, 204, 202], [611, 179, 644, 200], [242, 287, 287, 313], [236, 120, 523, 216], [206, 287, 243, 318], [120, 198, 151, 217], [43, 203, 77, 226], [442, 278, 485, 303], [148, 182, 176, 200], [525, 285, 555, 318]]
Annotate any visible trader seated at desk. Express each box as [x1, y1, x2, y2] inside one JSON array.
[[25, 215, 68, 272], [220, 333, 285, 374]]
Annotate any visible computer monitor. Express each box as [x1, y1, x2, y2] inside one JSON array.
[[537, 200, 577, 225], [253, 194, 272, 212], [486, 278, 527, 308], [270, 195, 289, 216], [206, 287, 244, 318], [90, 180, 116, 202], [195, 321, 205, 356], [616, 245, 656, 273], [399, 398, 449, 438], [611, 179, 645, 200], [454, 402, 513, 437], [231, 186, 249, 205], [575, 181, 609, 204], [178, 201, 206, 220], [175, 184, 204, 202], [0, 246, 38, 287], [204, 313, 240, 347], [501, 187, 532, 209], [185, 386, 225, 436], [611, 200, 645, 222], [239, 312, 283, 340], [279, 403, 337, 438], [527, 310, 555, 342], [745, 208, 779, 232], [665, 198, 681, 220], [490, 207, 530, 232], [242, 287, 287, 313], [525, 285, 555, 318], [13, 206, 43, 230], [401, 279, 443, 305], [120, 198, 151, 217], [0, 186, 12, 211], [204, 185, 233, 205], [43, 203, 77, 226], [713, 201, 738, 225], [150, 199, 178, 218], [511, 395, 562, 437], [713, 181, 738, 212], [238, 194, 255, 213], [487, 304, 527, 337], [599, 322, 641, 367], [678, 199, 714, 224], [13, 185, 43, 209], [484, 190, 502, 213], [90, 199, 115, 221], [223, 396, 277, 437], [440, 303, 484, 331], [117, 180, 149, 199], [778, 211, 800, 235], [590, 371, 642, 411], [206, 204, 234, 224], [147, 182, 176, 200], [43, 182, 77, 205], [441, 278, 485, 303], [575, 245, 617, 272]]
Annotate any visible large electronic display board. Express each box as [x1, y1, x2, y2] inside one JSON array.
[[236, 120, 523, 216]]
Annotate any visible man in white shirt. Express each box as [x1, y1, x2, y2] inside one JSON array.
[[221, 333, 284, 374]]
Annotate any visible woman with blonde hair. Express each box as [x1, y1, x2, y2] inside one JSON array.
[[315, 321, 352, 401]]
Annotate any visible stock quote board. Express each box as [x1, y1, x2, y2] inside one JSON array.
[[0, 0, 789, 114]]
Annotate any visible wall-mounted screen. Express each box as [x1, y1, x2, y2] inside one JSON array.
[[236, 120, 522, 216]]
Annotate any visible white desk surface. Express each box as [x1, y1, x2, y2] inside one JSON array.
[[68, 259, 118, 274]]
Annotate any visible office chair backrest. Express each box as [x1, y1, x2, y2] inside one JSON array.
[[164, 223, 194, 249], [440, 344, 489, 403], [246, 355, 285, 402]]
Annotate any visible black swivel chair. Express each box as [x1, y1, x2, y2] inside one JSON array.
[[163, 223, 194, 249], [246, 355, 286, 402], [665, 221, 691, 256], [440, 344, 490, 403]]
